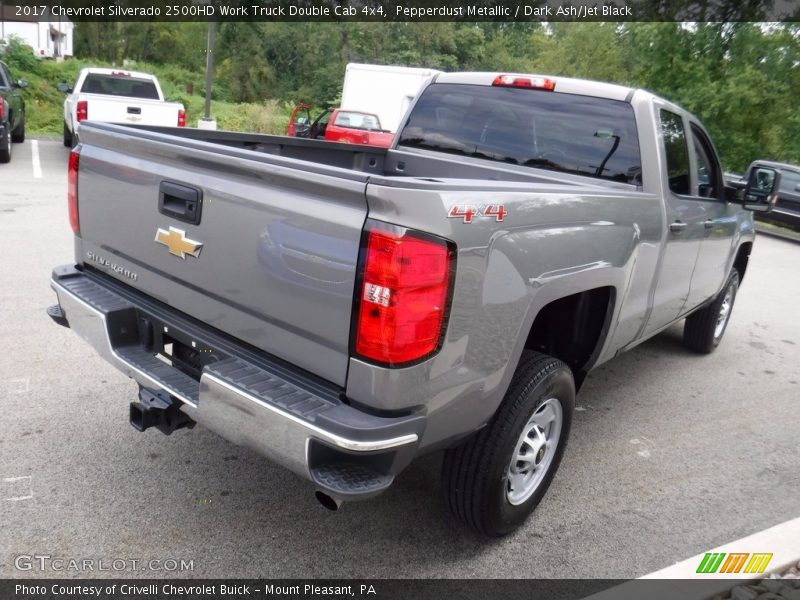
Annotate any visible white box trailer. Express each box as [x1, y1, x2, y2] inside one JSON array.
[[340, 63, 442, 133]]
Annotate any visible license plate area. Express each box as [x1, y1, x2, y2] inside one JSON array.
[[135, 311, 228, 381]]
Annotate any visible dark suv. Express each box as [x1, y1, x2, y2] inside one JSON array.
[[0, 59, 28, 163]]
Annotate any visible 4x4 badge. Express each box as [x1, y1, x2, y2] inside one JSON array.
[[155, 226, 203, 259]]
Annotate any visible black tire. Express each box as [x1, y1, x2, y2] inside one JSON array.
[[63, 122, 73, 147], [11, 111, 25, 143], [0, 125, 11, 163], [442, 351, 575, 537], [683, 270, 740, 354]]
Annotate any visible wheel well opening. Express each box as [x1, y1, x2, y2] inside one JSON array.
[[733, 242, 752, 283], [524, 287, 614, 389]]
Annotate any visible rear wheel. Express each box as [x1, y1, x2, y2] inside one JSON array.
[[63, 122, 73, 147], [683, 270, 739, 353], [0, 125, 11, 163], [442, 351, 574, 536], [11, 111, 25, 143]]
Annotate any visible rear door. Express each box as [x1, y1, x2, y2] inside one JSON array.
[[75, 126, 368, 387], [774, 168, 800, 223], [643, 108, 707, 336]]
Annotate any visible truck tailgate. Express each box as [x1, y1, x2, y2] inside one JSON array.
[[79, 94, 181, 127], [74, 124, 368, 387]]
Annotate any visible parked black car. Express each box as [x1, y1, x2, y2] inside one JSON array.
[[736, 161, 800, 231], [0, 59, 28, 163]]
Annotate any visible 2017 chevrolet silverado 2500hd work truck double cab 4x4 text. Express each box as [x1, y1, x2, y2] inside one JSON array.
[[0, 59, 28, 163], [58, 68, 185, 148], [48, 72, 779, 536]]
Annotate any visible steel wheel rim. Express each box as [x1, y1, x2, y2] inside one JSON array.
[[506, 397, 563, 506], [714, 285, 734, 339]]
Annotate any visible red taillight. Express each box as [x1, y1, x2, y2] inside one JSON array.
[[0, 101, 4, 119], [76, 100, 88, 122], [178, 109, 186, 127], [354, 228, 454, 366], [492, 75, 555, 91], [68, 149, 80, 235]]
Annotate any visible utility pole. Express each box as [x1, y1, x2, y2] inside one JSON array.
[[198, 20, 217, 129]]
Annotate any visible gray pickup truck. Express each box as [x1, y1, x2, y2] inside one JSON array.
[[48, 72, 779, 536]]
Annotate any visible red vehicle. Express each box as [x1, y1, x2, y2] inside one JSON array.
[[287, 104, 394, 147]]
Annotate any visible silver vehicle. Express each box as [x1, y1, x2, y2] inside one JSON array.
[[48, 72, 778, 536]]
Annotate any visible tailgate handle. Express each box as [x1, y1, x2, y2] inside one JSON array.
[[159, 181, 202, 225], [127, 107, 142, 114]]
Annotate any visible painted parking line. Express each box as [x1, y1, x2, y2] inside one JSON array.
[[31, 139, 42, 179], [584, 516, 800, 600], [2, 475, 33, 502]]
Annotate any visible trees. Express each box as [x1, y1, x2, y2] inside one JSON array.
[[69, 22, 799, 170]]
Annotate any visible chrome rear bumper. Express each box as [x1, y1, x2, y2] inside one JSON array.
[[50, 266, 423, 501]]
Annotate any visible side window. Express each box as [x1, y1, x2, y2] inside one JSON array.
[[779, 170, 800, 195], [660, 110, 690, 195], [691, 125, 721, 199], [0, 63, 9, 88]]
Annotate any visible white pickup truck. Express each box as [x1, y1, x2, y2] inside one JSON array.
[[58, 68, 186, 147]]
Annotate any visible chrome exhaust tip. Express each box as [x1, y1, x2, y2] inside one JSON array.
[[315, 490, 343, 511]]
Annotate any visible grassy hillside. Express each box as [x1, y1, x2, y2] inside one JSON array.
[[2, 38, 293, 136]]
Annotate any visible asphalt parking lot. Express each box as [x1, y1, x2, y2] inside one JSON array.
[[1, 139, 798, 579]]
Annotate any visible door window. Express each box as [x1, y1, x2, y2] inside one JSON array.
[[691, 124, 722, 199], [660, 110, 690, 195]]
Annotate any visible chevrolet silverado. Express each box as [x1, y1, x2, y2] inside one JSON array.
[[48, 72, 779, 536], [58, 67, 185, 148]]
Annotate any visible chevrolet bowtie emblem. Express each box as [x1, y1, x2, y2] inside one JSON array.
[[155, 227, 203, 259]]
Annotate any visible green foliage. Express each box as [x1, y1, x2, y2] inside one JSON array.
[[6, 22, 800, 171]]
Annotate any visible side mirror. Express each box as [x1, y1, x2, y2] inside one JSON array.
[[742, 166, 780, 213], [57, 82, 72, 93], [15, 79, 29, 89]]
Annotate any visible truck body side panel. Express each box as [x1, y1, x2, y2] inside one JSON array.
[[346, 179, 662, 450]]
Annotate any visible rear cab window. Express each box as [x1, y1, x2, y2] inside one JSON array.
[[398, 83, 642, 186], [80, 74, 160, 100], [334, 111, 382, 131]]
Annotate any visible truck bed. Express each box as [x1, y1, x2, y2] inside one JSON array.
[[125, 123, 638, 189], [72, 122, 649, 390]]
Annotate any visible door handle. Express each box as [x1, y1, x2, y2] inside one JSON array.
[[704, 219, 714, 229], [669, 221, 687, 233], [158, 181, 203, 225]]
